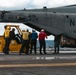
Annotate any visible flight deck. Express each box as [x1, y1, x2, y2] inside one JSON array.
[[0, 51, 76, 75]]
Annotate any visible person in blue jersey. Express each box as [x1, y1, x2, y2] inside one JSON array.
[[30, 29, 38, 54]]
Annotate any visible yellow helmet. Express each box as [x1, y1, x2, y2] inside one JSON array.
[[7, 26, 11, 30]]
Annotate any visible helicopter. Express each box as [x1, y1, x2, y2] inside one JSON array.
[[0, 4, 76, 48]]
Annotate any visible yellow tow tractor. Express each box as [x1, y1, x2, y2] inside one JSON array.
[[0, 25, 27, 53]]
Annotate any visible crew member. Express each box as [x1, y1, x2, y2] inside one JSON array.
[[30, 29, 38, 54], [38, 29, 47, 54], [54, 35, 60, 54], [10, 28, 21, 44], [19, 30, 30, 55], [3, 26, 11, 54]]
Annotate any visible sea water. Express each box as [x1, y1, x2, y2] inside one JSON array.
[[37, 40, 76, 51]]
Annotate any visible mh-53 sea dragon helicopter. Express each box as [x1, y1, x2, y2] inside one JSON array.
[[0, 4, 76, 48]]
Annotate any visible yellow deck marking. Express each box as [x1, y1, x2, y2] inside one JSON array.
[[0, 63, 76, 67]]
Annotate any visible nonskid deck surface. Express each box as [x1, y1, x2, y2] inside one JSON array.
[[0, 52, 76, 75], [0, 52, 76, 66]]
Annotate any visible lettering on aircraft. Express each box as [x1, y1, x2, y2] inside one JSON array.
[[70, 19, 75, 26]]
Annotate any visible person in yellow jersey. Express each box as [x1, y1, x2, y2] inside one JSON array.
[[19, 29, 30, 55], [3, 25, 11, 54]]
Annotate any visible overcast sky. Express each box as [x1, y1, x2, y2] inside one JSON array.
[[0, 0, 76, 40], [0, 0, 76, 10]]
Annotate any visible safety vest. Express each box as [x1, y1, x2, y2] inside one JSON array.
[[4, 30, 10, 38], [22, 32, 29, 40]]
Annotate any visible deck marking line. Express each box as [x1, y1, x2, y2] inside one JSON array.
[[0, 63, 76, 67]]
